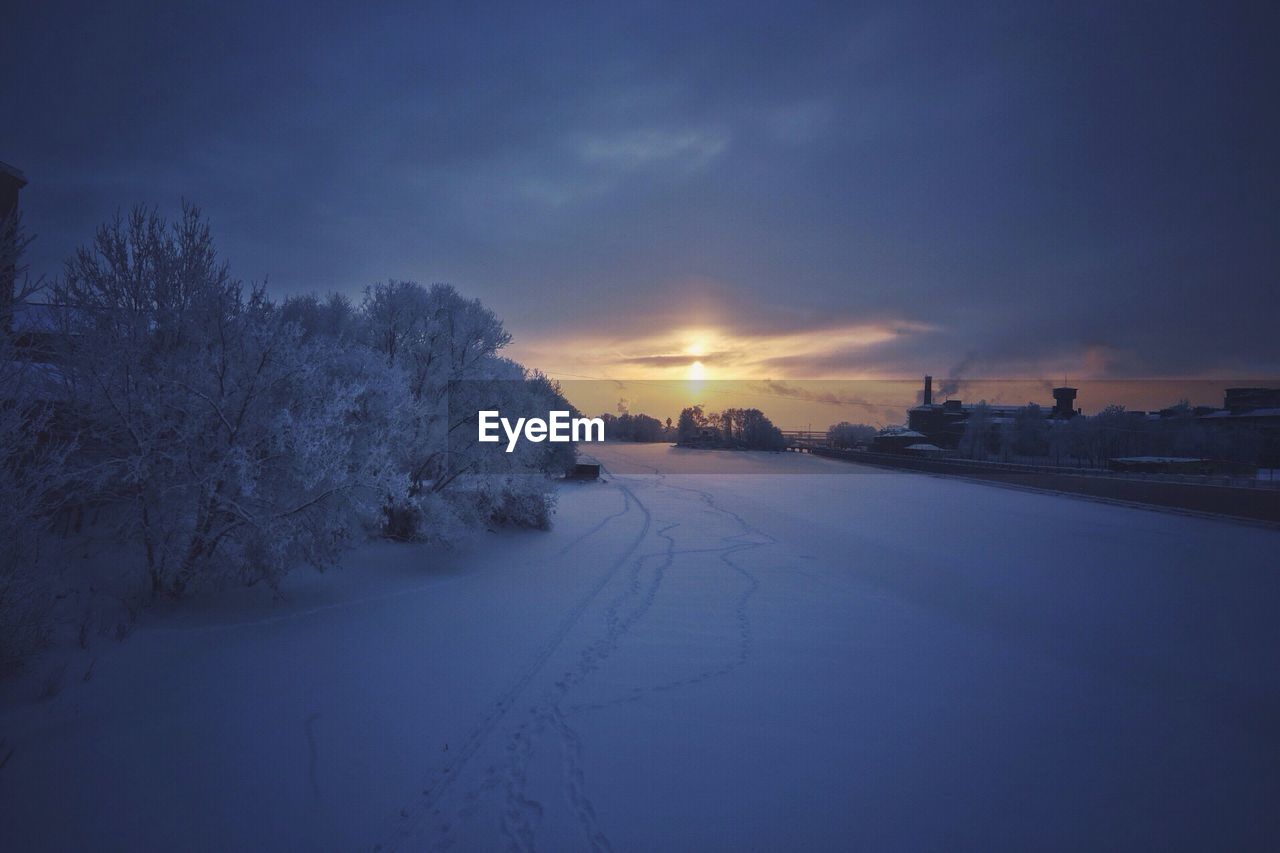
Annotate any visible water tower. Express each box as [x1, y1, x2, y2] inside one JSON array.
[[1052, 386, 1078, 419]]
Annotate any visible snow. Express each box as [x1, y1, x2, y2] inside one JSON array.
[[2, 444, 1279, 850]]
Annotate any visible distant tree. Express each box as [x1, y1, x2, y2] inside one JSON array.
[[827, 422, 876, 449], [1008, 404, 1050, 458], [708, 407, 785, 450], [677, 405, 708, 443], [603, 411, 674, 442], [631, 413, 665, 442], [604, 412, 633, 440], [1091, 404, 1137, 464], [739, 408, 786, 450], [959, 402, 996, 460]]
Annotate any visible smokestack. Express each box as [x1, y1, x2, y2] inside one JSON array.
[[923, 375, 933, 406]]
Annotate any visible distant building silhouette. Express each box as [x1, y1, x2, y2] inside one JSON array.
[[907, 375, 1076, 448], [1222, 387, 1280, 414], [0, 161, 24, 215], [1, 160, 28, 335], [1198, 388, 1280, 466], [905, 374, 1280, 466], [1051, 386, 1078, 419]]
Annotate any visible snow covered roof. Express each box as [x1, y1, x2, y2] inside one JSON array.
[[905, 443, 942, 451], [879, 428, 925, 438]]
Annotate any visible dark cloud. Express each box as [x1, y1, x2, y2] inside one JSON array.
[[3, 0, 1277, 378]]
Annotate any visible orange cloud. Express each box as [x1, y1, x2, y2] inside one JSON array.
[[508, 320, 939, 381]]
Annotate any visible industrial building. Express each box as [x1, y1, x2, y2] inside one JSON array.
[[904, 375, 1078, 449], [1197, 388, 1280, 467]]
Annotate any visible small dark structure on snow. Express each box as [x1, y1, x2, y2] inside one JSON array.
[[567, 462, 600, 480]]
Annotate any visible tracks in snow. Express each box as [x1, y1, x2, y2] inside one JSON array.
[[376, 484, 649, 850], [377, 462, 775, 852]]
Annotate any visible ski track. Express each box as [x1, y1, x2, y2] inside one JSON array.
[[565, 463, 773, 712], [381, 458, 777, 852], [376, 479, 651, 851]]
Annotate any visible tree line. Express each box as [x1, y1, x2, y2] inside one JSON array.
[[1, 205, 575, 667], [676, 405, 786, 450], [597, 411, 674, 442], [591, 404, 790, 450]]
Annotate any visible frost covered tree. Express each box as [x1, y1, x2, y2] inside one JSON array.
[[0, 213, 75, 665], [3, 201, 574, 633], [1007, 404, 1050, 459], [958, 401, 996, 460], [827, 422, 876, 449], [358, 280, 569, 535], [53, 205, 394, 596]]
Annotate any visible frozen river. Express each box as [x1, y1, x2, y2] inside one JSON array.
[[2, 443, 1277, 850]]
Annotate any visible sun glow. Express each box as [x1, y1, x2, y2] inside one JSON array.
[[506, 319, 937, 383]]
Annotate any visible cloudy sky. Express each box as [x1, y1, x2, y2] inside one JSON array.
[[4, 1, 1278, 389]]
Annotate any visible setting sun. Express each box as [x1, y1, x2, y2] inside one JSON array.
[[688, 360, 706, 381]]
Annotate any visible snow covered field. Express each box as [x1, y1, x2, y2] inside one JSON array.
[[2, 444, 1278, 850]]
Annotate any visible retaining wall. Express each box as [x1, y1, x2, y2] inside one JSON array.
[[812, 449, 1280, 525]]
